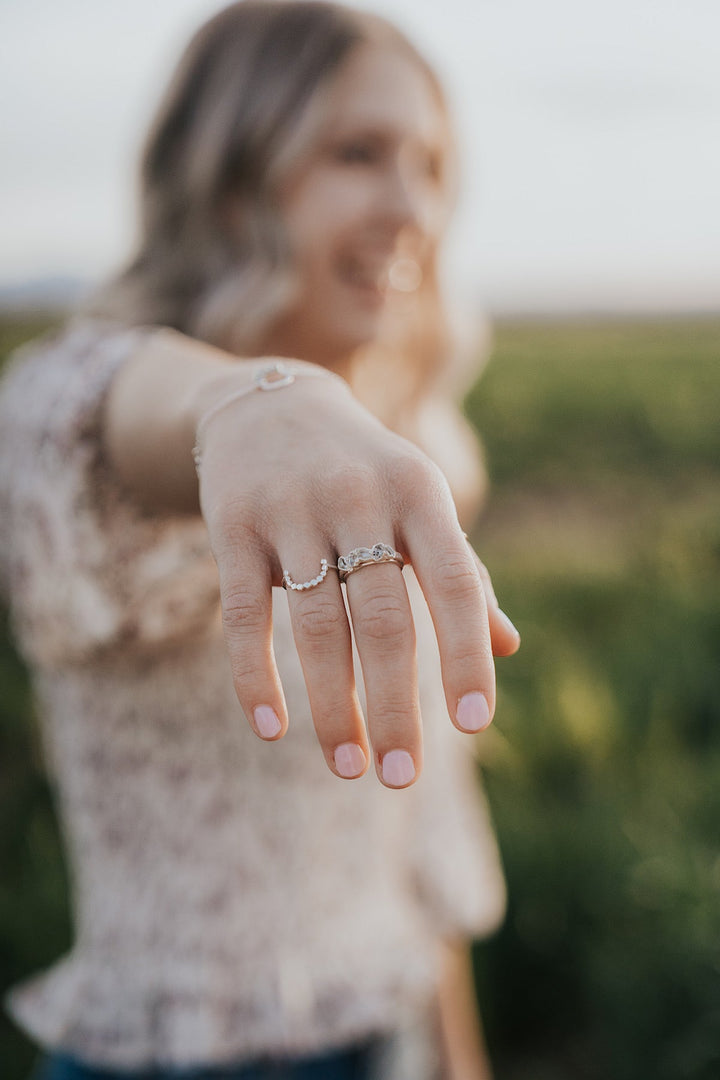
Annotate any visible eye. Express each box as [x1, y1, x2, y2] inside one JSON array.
[[423, 149, 443, 184], [332, 137, 383, 166], [412, 146, 443, 185]]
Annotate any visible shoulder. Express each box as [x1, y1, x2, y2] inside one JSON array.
[[0, 317, 153, 440], [0, 315, 156, 536]]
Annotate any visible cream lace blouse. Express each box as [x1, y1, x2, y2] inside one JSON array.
[[0, 318, 506, 1070]]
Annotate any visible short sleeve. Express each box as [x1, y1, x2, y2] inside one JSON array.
[[0, 318, 220, 669]]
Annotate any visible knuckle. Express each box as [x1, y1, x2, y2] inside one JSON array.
[[228, 654, 266, 693], [386, 448, 436, 494], [204, 492, 247, 534], [221, 586, 267, 634], [451, 639, 493, 669], [204, 492, 268, 550], [354, 595, 412, 648], [293, 596, 346, 645], [434, 554, 482, 604], [371, 690, 417, 721], [386, 450, 454, 517], [370, 708, 420, 750]]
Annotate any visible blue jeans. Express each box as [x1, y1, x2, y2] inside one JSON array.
[[32, 1038, 382, 1080]]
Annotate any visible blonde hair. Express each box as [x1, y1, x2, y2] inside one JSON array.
[[83, 0, 486, 517]]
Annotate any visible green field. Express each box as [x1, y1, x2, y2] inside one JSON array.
[[1, 315, 719, 1079], [466, 319, 720, 1080]]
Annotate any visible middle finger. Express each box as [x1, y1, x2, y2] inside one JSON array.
[[340, 534, 422, 789]]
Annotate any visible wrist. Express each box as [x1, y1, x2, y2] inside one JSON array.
[[190, 358, 347, 471], [182, 357, 259, 450]]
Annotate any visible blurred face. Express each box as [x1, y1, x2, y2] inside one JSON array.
[[260, 43, 450, 367]]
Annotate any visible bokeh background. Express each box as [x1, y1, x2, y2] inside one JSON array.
[[1, 2, 719, 1078]]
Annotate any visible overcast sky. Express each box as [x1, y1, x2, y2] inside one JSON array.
[[1, 0, 719, 313]]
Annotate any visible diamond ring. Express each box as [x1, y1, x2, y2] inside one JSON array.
[[336, 543, 404, 584], [282, 558, 332, 592]]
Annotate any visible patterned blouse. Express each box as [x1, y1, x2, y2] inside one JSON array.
[[0, 318, 506, 1071]]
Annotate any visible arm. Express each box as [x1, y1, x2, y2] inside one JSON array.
[[104, 328, 520, 786], [437, 941, 494, 1080], [104, 326, 258, 514]]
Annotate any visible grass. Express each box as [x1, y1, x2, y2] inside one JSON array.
[[464, 317, 720, 1080]]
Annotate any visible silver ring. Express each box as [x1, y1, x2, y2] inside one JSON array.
[[336, 543, 404, 584], [282, 558, 332, 592]]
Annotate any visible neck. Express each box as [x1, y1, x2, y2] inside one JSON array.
[[257, 328, 357, 382]]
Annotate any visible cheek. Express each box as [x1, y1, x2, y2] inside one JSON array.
[[283, 174, 372, 263]]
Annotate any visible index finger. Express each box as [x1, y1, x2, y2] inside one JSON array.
[[213, 538, 289, 741]]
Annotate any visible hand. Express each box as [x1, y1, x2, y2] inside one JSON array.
[[196, 365, 520, 788]]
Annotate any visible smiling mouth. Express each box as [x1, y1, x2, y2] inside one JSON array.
[[336, 254, 393, 298], [336, 252, 424, 300]]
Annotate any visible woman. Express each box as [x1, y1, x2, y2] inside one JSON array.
[[0, 3, 520, 1077]]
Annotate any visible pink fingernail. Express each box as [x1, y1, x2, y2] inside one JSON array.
[[381, 749, 416, 787], [254, 705, 282, 739], [334, 742, 367, 779], [456, 692, 492, 732]]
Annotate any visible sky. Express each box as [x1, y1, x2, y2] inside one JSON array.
[[1, 0, 719, 314]]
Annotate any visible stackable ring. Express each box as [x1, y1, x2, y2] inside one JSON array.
[[336, 543, 404, 583], [282, 558, 332, 592]]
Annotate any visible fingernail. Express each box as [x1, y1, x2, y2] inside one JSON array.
[[334, 742, 367, 779], [254, 705, 282, 739], [381, 749, 416, 787], [456, 692, 492, 732], [498, 609, 520, 638]]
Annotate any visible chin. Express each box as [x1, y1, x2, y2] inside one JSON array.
[[336, 330, 382, 360], [297, 291, 389, 363], [336, 306, 386, 351]]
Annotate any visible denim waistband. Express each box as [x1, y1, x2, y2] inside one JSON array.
[[32, 1035, 387, 1080]]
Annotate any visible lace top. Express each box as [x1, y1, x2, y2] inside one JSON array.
[[0, 318, 506, 1069]]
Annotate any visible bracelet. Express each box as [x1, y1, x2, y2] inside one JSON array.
[[192, 360, 335, 472]]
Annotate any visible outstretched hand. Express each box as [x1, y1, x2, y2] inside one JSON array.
[[196, 364, 519, 788]]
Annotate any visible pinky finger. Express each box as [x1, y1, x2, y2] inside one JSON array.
[[465, 540, 521, 657]]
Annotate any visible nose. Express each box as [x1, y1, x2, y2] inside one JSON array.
[[379, 160, 427, 236]]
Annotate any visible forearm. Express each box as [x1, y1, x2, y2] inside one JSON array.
[[103, 328, 264, 514], [437, 939, 494, 1080]]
